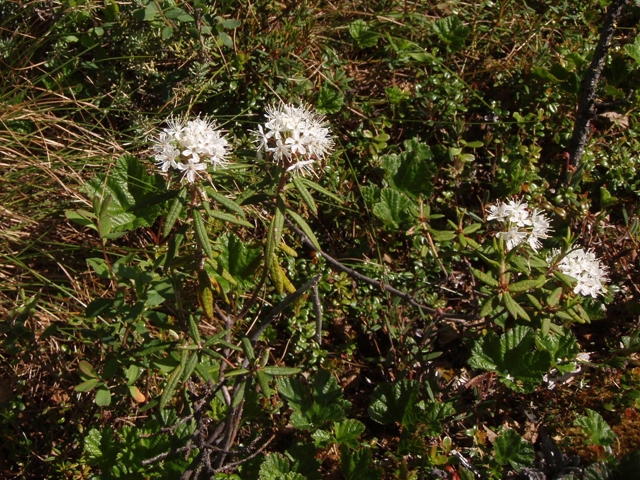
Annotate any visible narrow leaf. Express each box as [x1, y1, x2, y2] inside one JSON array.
[[287, 209, 321, 251], [205, 189, 247, 218], [300, 177, 343, 203], [292, 176, 317, 214], [471, 267, 499, 287], [192, 209, 213, 259], [162, 188, 185, 237], [207, 209, 253, 228], [159, 358, 185, 410]]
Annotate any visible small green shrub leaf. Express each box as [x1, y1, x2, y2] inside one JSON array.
[[494, 429, 535, 469], [575, 409, 616, 447]]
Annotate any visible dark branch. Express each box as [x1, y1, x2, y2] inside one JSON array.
[[568, 0, 629, 169]]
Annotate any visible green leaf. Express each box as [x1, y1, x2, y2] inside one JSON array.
[[299, 177, 343, 204], [265, 200, 285, 272], [349, 19, 379, 49], [494, 429, 535, 469], [368, 380, 419, 428], [334, 419, 366, 448], [508, 276, 547, 293], [65, 209, 97, 230], [192, 209, 213, 259], [159, 358, 185, 410], [79, 360, 97, 378], [84, 428, 104, 461], [287, 208, 321, 251], [433, 15, 470, 51], [95, 387, 112, 406], [380, 139, 436, 199], [263, 366, 302, 376], [232, 379, 247, 408], [207, 209, 253, 228], [317, 84, 344, 114], [470, 267, 499, 287], [241, 337, 256, 362], [124, 365, 140, 386], [75, 378, 99, 392], [469, 326, 551, 393], [84, 155, 167, 233], [162, 187, 186, 237], [575, 409, 616, 447], [292, 176, 317, 215], [205, 189, 247, 218], [427, 228, 456, 242], [480, 295, 497, 317], [503, 291, 530, 321], [259, 453, 306, 480], [340, 445, 380, 480], [624, 35, 640, 64], [161, 26, 173, 39], [372, 188, 416, 229]]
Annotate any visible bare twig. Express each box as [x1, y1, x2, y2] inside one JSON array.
[[568, 0, 629, 169], [288, 223, 474, 322]]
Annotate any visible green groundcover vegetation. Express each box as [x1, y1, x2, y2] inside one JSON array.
[[2, 0, 640, 478]]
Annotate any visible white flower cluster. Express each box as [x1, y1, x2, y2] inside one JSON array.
[[255, 103, 334, 176], [486, 198, 552, 251], [152, 116, 230, 183], [554, 248, 609, 298]]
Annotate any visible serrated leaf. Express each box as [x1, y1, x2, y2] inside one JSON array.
[[575, 409, 615, 447], [349, 19, 379, 49], [84, 155, 167, 233], [368, 380, 419, 427], [372, 188, 416, 229], [380, 139, 436, 199], [317, 84, 344, 114], [334, 419, 365, 448], [433, 15, 470, 51], [494, 429, 535, 469]]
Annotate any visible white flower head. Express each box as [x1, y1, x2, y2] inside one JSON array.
[[254, 102, 334, 176], [151, 115, 231, 183], [498, 227, 528, 251], [486, 197, 552, 252], [556, 247, 609, 297]]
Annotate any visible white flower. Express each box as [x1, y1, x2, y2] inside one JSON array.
[[499, 227, 528, 251], [505, 198, 531, 227], [177, 158, 207, 184], [527, 209, 552, 250], [486, 200, 511, 222], [151, 115, 230, 182], [255, 102, 334, 176], [555, 247, 609, 297], [486, 198, 552, 252]]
